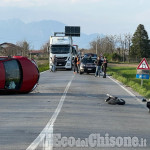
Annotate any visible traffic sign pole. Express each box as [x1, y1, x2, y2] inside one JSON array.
[[136, 58, 150, 87], [141, 79, 143, 87]]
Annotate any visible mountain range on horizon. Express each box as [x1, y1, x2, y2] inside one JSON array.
[[0, 19, 104, 50]]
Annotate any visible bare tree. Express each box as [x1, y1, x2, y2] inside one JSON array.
[[40, 41, 49, 53], [16, 40, 31, 56], [89, 34, 132, 61], [117, 33, 132, 62], [90, 35, 117, 56], [125, 33, 132, 62]]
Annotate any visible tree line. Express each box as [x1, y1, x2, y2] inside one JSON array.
[[89, 24, 150, 62], [1, 24, 150, 62]]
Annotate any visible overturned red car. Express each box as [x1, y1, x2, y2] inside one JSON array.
[[0, 56, 40, 94]]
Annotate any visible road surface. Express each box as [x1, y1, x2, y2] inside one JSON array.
[[0, 70, 150, 150]]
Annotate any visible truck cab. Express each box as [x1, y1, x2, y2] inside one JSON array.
[[49, 36, 73, 70]]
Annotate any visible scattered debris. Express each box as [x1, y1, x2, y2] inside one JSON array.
[[142, 98, 147, 102], [105, 94, 126, 105], [146, 100, 150, 113]]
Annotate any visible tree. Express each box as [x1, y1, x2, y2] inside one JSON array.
[[16, 40, 31, 56], [117, 33, 132, 62], [40, 41, 49, 53], [125, 33, 132, 62], [89, 34, 132, 62], [89, 36, 102, 55], [89, 35, 116, 56], [130, 24, 150, 59], [112, 53, 122, 62]]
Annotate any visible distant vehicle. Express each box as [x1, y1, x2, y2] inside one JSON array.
[[84, 53, 97, 58], [0, 56, 39, 94], [79, 57, 97, 74], [49, 36, 75, 70]]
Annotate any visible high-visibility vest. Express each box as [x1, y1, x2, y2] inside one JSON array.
[[77, 57, 80, 65]]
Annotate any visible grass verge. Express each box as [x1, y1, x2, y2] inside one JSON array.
[[107, 66, 150, 98], [38, 63, 49, 73]]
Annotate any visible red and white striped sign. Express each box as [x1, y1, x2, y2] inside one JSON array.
[[137, 58, 150, 70]]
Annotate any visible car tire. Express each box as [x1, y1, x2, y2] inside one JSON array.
[[67, 68, 72, 71], [79, 71, 83, 74]]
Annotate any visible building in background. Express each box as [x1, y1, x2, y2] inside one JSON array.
[[0, 43, 22, 56], [29, 50, 45, 58]]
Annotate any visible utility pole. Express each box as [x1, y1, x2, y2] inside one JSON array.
[[96, 36, 99, 55], [96, 42, 97, 55]]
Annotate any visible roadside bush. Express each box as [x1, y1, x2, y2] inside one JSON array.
[[146, 91, 150, 98], [38, 63, 49, 72], [103, 53, 112, 62], [112, 53, 122, 62]]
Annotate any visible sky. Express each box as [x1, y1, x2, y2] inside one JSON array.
[[0, 0, 150, 35]]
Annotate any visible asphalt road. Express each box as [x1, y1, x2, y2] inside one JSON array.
[[0, 70, 150, 150]]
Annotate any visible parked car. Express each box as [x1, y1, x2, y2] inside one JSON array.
[[0, 56, 39, 94], [84, 53, 97, 58], [79, 57, 96, 74]]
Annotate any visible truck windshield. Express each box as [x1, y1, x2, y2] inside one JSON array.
[[51, 45, 70, 54]]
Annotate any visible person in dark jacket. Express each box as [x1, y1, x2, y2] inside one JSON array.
[[73, 56, 79, 73], [95, 56, 103, 77], [103, 56, 108, 78], [76, 56, 80, 73]]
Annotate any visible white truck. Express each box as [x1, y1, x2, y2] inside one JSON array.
[[49, 36, 76, 70]]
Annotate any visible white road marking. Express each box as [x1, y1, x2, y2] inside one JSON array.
[[26, 75, 74, 150], [40, 70, 48, 74], [108, 76, 148, 109]]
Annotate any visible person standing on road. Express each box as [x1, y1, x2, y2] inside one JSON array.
[[95, 56, 103, 77], [76, 55, 80, 73], [103, 56, 108, 78], [52, 55, 57, 72], [73, 56, 78, 73]]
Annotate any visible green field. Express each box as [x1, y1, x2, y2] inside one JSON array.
[[38, 63, 49, 72], [107, 66, 150, 98]]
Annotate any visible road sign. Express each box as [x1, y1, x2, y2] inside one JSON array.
[[136, 74, 149, 79], [65, 26, 80, 37], [136, 58, 150, 86], [137, 58, 150, 70]]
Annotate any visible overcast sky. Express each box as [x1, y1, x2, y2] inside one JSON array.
[[0, 0, 150, 35]]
